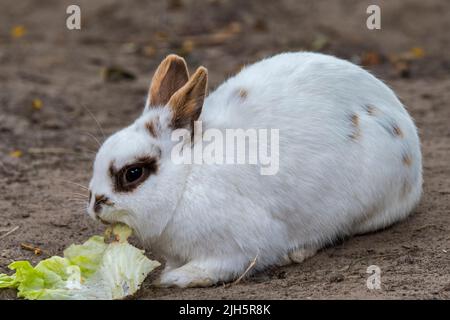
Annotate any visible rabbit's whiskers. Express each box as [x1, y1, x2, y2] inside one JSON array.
[[82, 104, 106, 140], [57, 179, 89, 191], [62, 192, 88, 199], [79, 131, 102, 148]]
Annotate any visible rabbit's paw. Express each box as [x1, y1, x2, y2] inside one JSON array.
[[155, 264, 214, 288], [288, 247, 317, 263]]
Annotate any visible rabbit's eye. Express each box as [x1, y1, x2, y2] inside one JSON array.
[[114, 157, 158, 192], [125, 166, 143, 183], [120, 165, 148, 189]]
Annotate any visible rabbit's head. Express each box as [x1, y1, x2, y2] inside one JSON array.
[[87, 55, 208, 241]]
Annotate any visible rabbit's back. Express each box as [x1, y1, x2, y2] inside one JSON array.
[[177, 52, 421, 264]]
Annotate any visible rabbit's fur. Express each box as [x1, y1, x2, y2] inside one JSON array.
[[88, 52, 422, 287]]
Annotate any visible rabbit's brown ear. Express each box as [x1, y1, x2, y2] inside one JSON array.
[[168, 66, 208, 130], [148, 54, 189, 107]]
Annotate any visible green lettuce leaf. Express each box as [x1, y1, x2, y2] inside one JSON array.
[[63, 235, 107, 277], [8, 258, 76, 299], [99, 242, 161, 299], [0, 273, 17, 288], [0, 225, 160, 300]]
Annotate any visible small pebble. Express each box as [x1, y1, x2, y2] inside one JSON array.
[[329, 273, 345, 283]]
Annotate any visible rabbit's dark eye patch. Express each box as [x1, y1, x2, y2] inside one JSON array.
[[110, 156, 158, 192]]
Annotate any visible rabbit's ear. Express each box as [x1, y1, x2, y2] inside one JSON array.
[[168, 66, 208, 130], [148, 54, 189, 107]]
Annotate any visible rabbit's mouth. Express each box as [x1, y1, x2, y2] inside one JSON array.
[[97, 209, 129, 225], [97, 215, 112, 225]]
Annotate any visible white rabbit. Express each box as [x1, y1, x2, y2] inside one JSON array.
[[87, 52, 422, 287]]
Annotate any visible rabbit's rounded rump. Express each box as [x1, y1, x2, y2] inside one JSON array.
[[88, 52, 422, 288]]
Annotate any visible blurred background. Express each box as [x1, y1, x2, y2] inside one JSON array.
[[0, 0, 449, 299]]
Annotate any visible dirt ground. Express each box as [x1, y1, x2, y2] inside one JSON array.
[[0, 0, 449, 299]]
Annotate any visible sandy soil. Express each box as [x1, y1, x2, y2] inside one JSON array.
[[0, 0, 449, 299]]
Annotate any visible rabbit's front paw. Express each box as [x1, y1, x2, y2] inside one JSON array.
[[155, 264, 214, 288], [288, 247, 317, 263]]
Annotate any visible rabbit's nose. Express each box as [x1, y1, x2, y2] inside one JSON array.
[[86, 191, 115, 221], [93, 194, 109, 214]]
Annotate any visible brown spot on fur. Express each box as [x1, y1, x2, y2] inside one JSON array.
[[351, 114, 359, 127], [168, 66, 208, 130], [400, 180, 412, 199], [146, 120, 160, 138], [349, 113, 361, 140], [148, 54, 189, 107], [402, 154, 412, 167], [365, 105, 377, 116], [238, 88, 248, 99], [393, 125, 404, 138]]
